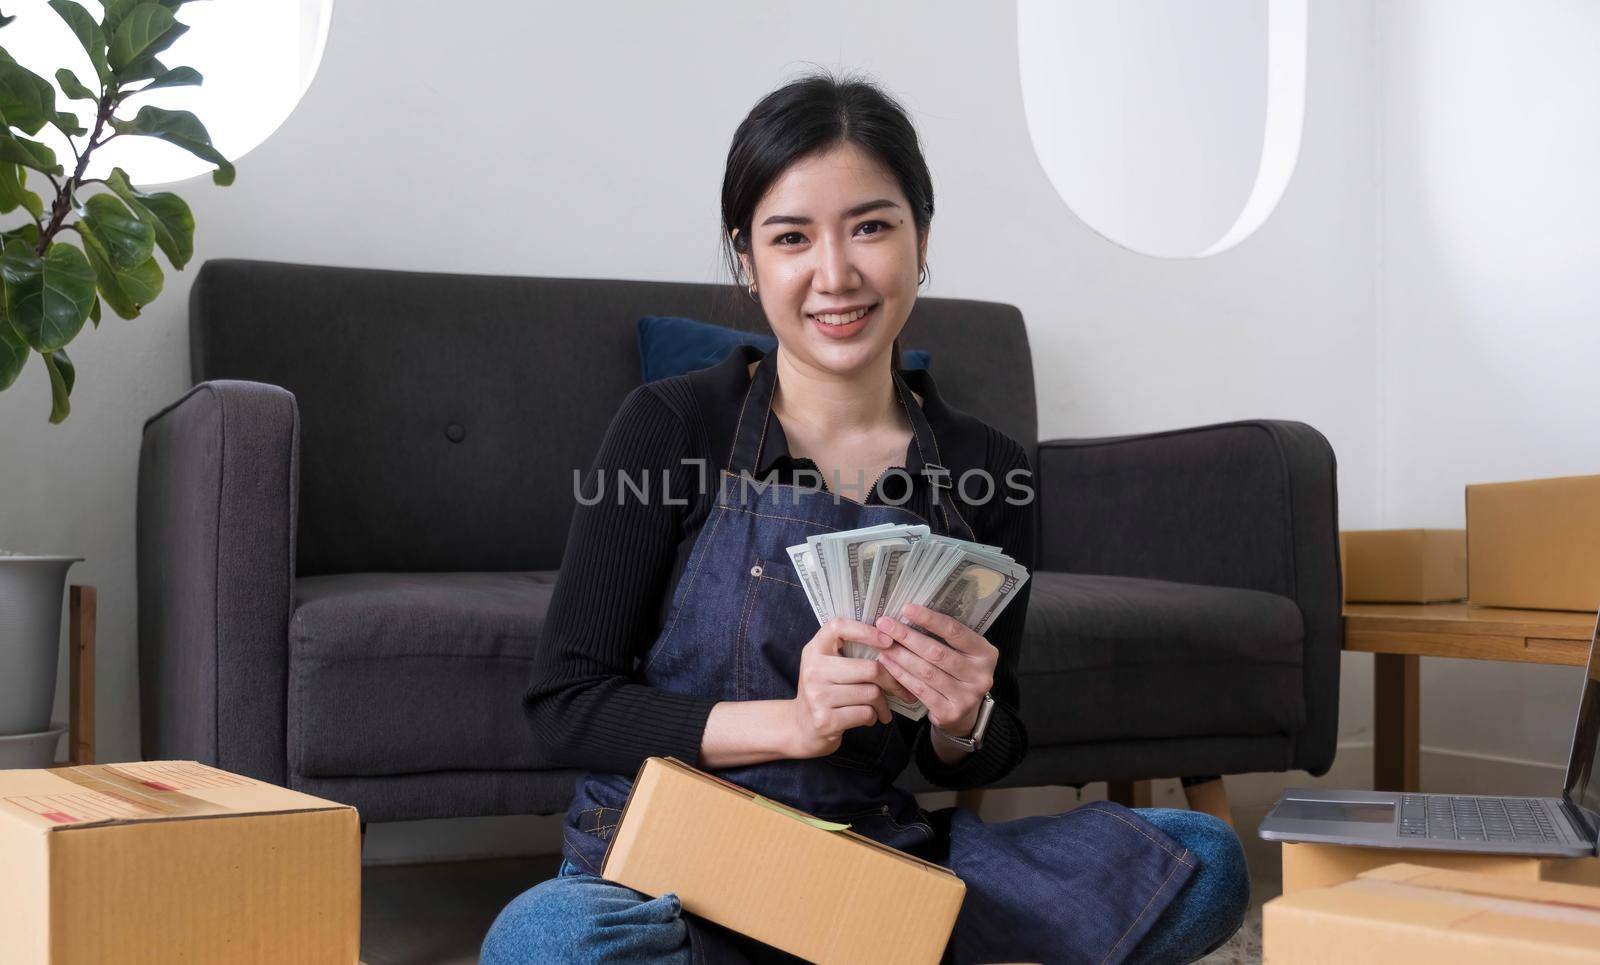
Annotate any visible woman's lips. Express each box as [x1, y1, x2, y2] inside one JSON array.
[[809, 303, 877, 339]]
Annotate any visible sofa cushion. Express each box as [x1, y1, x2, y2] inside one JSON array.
[[1017, 571, 1306, 747], [288, 571, 559, 777], [288, 568, 1305, 779]]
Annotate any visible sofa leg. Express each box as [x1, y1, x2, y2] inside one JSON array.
[[955, 788, 986, 814], [1181, 776, 1234, 827], [1106, 780, 1152, 809]]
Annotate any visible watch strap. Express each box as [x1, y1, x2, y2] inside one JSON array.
[[935, 692, 995, 751]]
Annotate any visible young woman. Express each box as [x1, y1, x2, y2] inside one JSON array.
[[482, 73, 1249, 965]]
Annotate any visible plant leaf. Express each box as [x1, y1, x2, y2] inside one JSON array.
[[116, 55, 165, 84], [52, 345, 73, 392], [107, 166, 191, 268], [0, 60, 59, 135], [0, 127, 62, 175], [1, 239, 96, 352], [48, 1, 112, 88], [0, 301, 26, 391], [108, 105, 233, 185], [55, 67, 97, 102], [0, 221, 38, 247], [99, 0, 140, 35], [73, 223, 162, 318], [0, 162, 41, 219], [109, 4, 186, 73], [88, 293, 100, 327], [0, 12, 15, 29], [76, 192, 154, 271], [133, 64, 200, 93], [52, 109, 85, 137], [41, 348, 70, 422]]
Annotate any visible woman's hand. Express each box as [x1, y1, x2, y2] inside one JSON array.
[[867, 603, 997, 739], [787, 617, 915, 760]]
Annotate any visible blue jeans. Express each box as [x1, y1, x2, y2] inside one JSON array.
[[479, 808, 1248, 965]]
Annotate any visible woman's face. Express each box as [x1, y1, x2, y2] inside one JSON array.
[[738, 141, 927, 377]]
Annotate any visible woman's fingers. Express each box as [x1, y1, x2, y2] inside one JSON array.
[[880, 643, 956, 705], [818, 654, 914, 703], [900, 603, 988, 656], [834, 704, 880, 732], [872, 662, 914, 703], [880, 648, 956, 721], [821, 682, 886, 710], [874, 614, 969, 683]]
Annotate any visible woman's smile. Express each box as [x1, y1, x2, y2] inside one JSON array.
[[808, 302, 879, 340]]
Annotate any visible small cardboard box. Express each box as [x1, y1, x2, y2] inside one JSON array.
[[1265, 863, 1600, 962], [0, 760, 360, 964], [1467, 473, 1600, 612], [602, 757, 964, 965], [1341, 529, 1467, 603], [1281, 841, 1600, 895]]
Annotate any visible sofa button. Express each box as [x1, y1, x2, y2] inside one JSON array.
[[446, 423, 466, 443]]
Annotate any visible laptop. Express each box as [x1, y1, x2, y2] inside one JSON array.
[[1258, 611, 1600, 857]]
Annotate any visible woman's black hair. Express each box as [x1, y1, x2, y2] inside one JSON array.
[[720, 69, 933, 370]]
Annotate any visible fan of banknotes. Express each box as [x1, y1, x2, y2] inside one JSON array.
[[785, 523, 1030, 720]]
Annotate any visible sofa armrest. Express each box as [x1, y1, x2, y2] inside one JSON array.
[[137, 380, 299, 785], [1036, 419, 1342, 773]]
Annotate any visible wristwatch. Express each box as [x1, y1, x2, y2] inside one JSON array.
[[933, 693, 995, 752]]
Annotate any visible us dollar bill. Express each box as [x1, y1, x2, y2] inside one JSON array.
[[786, 524, 1029, 722]]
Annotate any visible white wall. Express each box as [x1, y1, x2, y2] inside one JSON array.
[[1377, 0, 1600, 770], [0, 0, 1381, 855]]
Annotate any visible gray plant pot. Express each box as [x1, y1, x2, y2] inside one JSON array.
[[0, 722, 68, 768], [0, 556, 81, 736]]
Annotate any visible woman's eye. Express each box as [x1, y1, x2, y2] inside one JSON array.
[[773, 221, 889, 247]]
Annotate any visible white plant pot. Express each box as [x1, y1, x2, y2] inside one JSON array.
[[0, 556, 81, 736]]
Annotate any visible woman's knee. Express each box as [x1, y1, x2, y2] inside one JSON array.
[[480, 873, 693, 965], [1134, 808, 1251, 960], [1145, 810, 1248, 899]]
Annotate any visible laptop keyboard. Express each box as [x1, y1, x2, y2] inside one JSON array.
[[1399, 795, 1559, 842]]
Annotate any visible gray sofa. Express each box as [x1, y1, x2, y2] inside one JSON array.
[[137, 259, 1342, 824]]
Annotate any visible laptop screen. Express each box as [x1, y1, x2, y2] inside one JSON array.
[[1562, 612, 1600, 840]]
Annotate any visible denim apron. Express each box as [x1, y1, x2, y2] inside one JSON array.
[[560, 349, 1197, 964]]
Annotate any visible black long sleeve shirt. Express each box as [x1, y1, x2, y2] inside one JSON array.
[[523, 344, 1035, 790]]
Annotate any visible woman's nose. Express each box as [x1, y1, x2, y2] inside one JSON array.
[[812, 233, 861, 292]]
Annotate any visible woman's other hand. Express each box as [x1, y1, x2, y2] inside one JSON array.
[[866, 603, 997, 739], [787, 617, 911, 759]]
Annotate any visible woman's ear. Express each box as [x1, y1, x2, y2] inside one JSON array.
[[740, 255, 753, 286], [732, 232, 755, 285]]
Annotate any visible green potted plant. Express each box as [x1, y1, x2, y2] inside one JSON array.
[[0, 0, 233, 766]]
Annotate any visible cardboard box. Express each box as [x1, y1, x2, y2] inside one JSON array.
[[0, 760, 360, 964], [1281, 841, 1600, 895], [1265, 863, 1600, 962], [1467, 473, 1600, 612], [1341, 529, 1467, 603], [602, 757, 964, 965]]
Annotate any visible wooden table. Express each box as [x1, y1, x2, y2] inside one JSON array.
[[1343, 602, 1597, 792]]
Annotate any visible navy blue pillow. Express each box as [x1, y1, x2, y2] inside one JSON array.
[[636, 315, 930, 382]]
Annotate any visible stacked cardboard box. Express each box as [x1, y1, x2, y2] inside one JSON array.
[[1281, 840, 1600, 894], [0, 760, 360, 964], [1341, 529, 1466, 603], [1267, 863, 1600, 961], [1467, 474, 1600, 612]]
